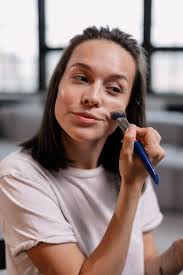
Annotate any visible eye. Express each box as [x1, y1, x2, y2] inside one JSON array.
[[106, 85, 122, 94], [73, 74, 88, 82]]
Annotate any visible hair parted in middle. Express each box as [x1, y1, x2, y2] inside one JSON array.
[[21, 26, 147, 175]]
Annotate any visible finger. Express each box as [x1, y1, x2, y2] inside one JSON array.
[[122, 124, 136, 157], [152, 146, 166, 163], [154, 130, 161, 142], [136, 127, 161, 144], [145, 145, 166, 166]]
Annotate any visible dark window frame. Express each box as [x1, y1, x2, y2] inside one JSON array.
[[40, 0, 183, 95], [142, 0, 183, 95], [1, 0, 183, 98]]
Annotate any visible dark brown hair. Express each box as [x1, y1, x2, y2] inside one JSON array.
[[21, 26, 147, 174]]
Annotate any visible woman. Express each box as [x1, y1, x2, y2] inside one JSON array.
[[0, 26, 182, 275]]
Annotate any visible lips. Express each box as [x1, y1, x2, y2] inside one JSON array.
[[73, 112, 100, 120]]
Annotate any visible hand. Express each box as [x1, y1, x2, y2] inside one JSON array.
[[144, 238, 183, 274], [173, 238, 183, 270], [119, 124, 165, 189]]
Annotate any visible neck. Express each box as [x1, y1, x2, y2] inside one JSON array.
[[61, 133, 106, 169]]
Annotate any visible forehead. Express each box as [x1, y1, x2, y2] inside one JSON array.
[[66, 39, 136, 76]]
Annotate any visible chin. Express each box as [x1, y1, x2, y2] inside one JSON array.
[[69, 130, 105, 143], [72, 135, 101, 143]]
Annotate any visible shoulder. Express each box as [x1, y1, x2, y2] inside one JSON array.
[[0, 149, 51, 184], [0, 149, 60, 212]]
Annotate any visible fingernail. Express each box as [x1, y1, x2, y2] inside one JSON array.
[[128, 124, 136, 132], [129, 124, 136, 129], [125, 124, 136, 136]]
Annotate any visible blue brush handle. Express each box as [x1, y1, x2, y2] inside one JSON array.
[[134, 140, 159, 185]]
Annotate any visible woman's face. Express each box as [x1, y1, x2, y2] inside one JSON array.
[[55, 39, 136, 143]]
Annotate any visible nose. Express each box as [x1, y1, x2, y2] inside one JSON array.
[[81, 83, 102, 107]]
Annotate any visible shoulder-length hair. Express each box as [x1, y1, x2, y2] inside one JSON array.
[[21, 26, 147, 174]]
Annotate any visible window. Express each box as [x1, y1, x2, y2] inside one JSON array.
[[46, 0, 143, 47], [0, 0, 38, 93], [45, 0, 143, 84], [1, 0, 183, 96], [151, 0, 183, 94], [46, 51, 63, 85], [152, 52, 183, 94], [152, 0, 183, 46]]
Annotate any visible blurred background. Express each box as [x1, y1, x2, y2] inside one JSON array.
[[0, 0, 183, 273]]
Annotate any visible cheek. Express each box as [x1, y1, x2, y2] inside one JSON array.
[[54, 99, 61, 125], [54, 91, 66, 123], [55, 87, 76, 129], [57, 88, 71, 105], [55, 88, 71, 113], [107, 97, 130, 114], [105, 120, 119, 137]]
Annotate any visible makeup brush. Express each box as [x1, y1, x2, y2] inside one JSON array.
[[111, 111, 159, 185]]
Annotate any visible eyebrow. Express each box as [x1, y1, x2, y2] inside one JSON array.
[[70, 62, 129, 83]]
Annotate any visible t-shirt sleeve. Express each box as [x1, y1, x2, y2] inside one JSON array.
[[0, 157, 77, 257], [140, 177, 163, 232]]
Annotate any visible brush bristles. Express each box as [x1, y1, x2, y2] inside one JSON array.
[[117, 118, 129, 132], [110, 111, 126, 120], [111, 111, 129, 132]]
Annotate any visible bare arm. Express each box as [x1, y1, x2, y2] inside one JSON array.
[[144, 232, 183, 275], [28, 182, 142, 275], [27, 125, 164, 275]]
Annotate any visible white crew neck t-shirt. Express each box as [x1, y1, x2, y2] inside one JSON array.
[[0, 150, 163, 275]]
